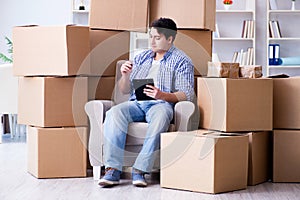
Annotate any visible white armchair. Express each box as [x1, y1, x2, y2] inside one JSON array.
[[85, 60, 196, 180]]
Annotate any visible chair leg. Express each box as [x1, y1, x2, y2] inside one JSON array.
[[93, 166, 102, 181], [8, 114, 16, 139]]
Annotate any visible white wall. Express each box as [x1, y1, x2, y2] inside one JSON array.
[[0, 0, 72, 64], [256, 0, 267, 74]]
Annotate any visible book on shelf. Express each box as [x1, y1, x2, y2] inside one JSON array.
[[241, 20, 254, 38], [249, 20, 254, 38], [231, 47, 254, 66], [273, 21, 282, 38], [232, 51, 238, 63], [213, 24, 220, 38], [269, 20, 281, 38], [269, 0, 278, 10], [242, 20, 247, 38]]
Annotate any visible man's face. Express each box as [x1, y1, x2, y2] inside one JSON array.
[[149, 27, 172, 53]]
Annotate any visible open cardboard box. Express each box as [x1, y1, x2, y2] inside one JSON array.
[[161, 130, 249, 194]]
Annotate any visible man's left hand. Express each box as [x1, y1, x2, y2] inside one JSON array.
[[143, 85, 163, 100]]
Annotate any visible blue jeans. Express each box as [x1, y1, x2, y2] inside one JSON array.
[[103, 100, 174, 173]]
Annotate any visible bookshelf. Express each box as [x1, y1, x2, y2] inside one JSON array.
[[267, 0, 300, 76], [71, 0, 90, 25], [213, 0, 256, 66], [129, 32, 149, 60]]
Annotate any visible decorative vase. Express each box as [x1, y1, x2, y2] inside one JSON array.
[[224, 4, 232, 10], [291, 1, 296, 10]]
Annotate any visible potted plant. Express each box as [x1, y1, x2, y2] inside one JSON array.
[[223, 0, 233, 10], [79, 0, 85, 10], [0, 36, 13, 64]]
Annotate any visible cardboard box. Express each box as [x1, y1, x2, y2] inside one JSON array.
[[239, 65, 263, 78], [13, 25, 90, 76], [161, 130, 248, 194], [27, 126, 87, 178], [150, 0, 215, 31], [207, 62, 239, 78], [273, 130, 300, 182], [197, 78, 273, 132], [175, 30, 212, 76], [273, 77, 300, 129], [18, 77, 88, 127], [247, 131, 272, 186], [88, 76, 115, 100], [89, 0, 149, 32], [90, 29, 130, 76]]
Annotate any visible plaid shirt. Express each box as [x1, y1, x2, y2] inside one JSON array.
[[129, 45, 194, 102]]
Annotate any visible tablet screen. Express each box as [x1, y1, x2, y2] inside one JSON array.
[[132, 78, 155, 101]]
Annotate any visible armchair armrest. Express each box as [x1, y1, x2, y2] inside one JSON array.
[[85, 100, 114, 166], [174, 101, 195, 131]]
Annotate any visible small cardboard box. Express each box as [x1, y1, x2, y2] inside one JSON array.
[[175, 30, 212, 76], [207, 62, 239, 78], [150, 0, 215, 31], [197, 78, 273, 132], [273, 130, 300, 182], [273, 77, 300, 129], [239, 65, 263, 78], [27, 126, 87, 178], [247, 131, 272, 186], [160, 130, 248, 194], [89, 0, 149, 32], [13, 25, 90, 76], [18, 77, 88, 127], [88, 76, 115, 100], [89, 29, 130, 76]]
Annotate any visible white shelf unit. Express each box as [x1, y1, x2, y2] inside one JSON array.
[[267, 0, 300, 76], [71, 0, 90, 25], [213, 0, 256, 65], [129, 32, 149, 60]]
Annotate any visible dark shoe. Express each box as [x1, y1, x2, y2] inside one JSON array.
[[98, 167, 121, 187], [132, 168, 147, 187]]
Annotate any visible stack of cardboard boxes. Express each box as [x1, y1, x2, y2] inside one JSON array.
[[161, 77, 273, 193], [13, 25, 90, 178], [11, 0, 215, 179], [273, 77, 300, 183]]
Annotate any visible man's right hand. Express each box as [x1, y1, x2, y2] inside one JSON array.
[[120, 60, 133, 76]]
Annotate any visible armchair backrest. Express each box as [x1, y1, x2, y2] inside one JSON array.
[[112, 60, 130, 104]]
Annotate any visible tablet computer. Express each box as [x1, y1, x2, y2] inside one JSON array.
[[132, 78, 155, 101]]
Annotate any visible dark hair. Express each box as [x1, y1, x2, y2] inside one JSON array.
[[150, 17, 177, 42]]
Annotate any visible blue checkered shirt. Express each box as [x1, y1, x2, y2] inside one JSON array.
[[129, 45, 194, 102]]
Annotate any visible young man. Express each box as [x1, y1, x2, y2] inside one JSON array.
[[98, 17, 194, 187]]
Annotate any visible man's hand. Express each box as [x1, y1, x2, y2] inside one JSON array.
[[120, 60, 133, 76], [143, 84, 163, 100], [143, 85, 187, 103]]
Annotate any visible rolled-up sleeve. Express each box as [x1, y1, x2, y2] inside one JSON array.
[[175, 59, 194, 101]]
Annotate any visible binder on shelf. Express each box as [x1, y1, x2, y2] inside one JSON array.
[[269, 44, 281, 65]]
